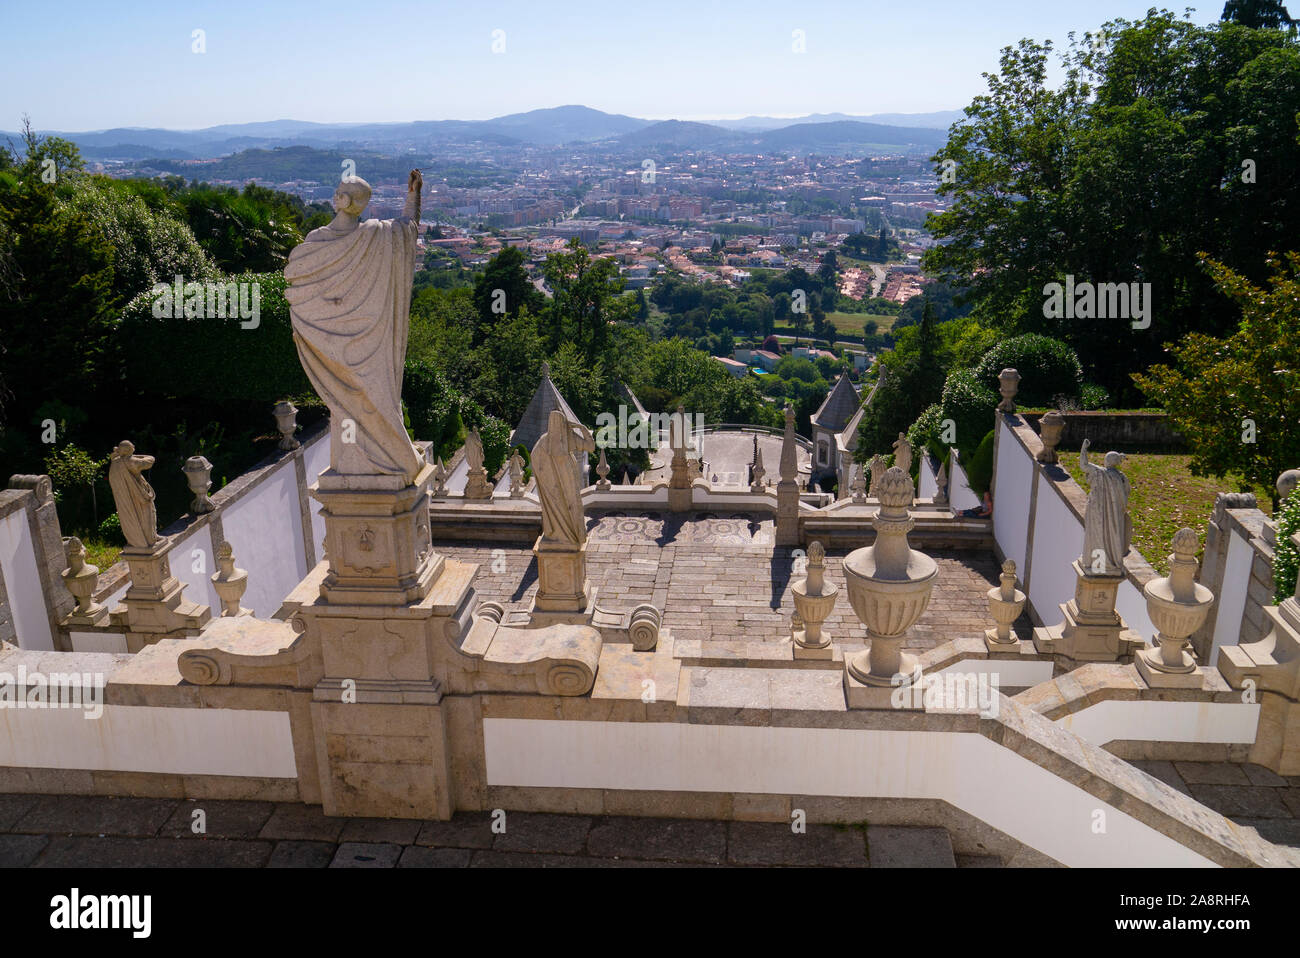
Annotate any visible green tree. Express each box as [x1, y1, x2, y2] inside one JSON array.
[[471, 246, 542, 346], [1133, 253, 1300, 510], [1223, 0, 1296, 29], [924, 14, 1300, 400], [542, 238, 632, 362]]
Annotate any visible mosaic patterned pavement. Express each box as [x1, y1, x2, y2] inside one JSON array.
[[436, 511, 1024, 650]]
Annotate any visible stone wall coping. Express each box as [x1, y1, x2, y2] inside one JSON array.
[[1013, 662, 1241, 720], [0, 489, 32, 521], [90, 419, 328, 602]]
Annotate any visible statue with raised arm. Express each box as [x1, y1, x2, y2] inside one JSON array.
[[532, 410, 595, 548], [108, 441, 160, 549], [1079, 438, 1132, 575], [285, 170, 424, 483]]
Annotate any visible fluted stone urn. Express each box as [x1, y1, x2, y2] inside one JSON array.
[[211, 541, 251, 617], [985, 558, 1026, 651], [273, 400, 301, 451], [1136, 528, 1213, 687], [997, 367, 1021, 414], [843, 466, 937, 703], [791, 540, 838, 659], [61, 536, 106, 624], [183, 455, 215, 514], [1036, 410, 1066, 465]]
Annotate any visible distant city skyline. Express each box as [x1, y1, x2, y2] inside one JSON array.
[[2, 0, 1223, 131]]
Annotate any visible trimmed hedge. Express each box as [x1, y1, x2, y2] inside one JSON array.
[[965, 429, 995, 497], [974, 334, 1083, 408], [938, 367, 998, 460], [118, 271, 311, 403]]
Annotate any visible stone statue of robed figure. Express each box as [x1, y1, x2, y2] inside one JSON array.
[[108, 440, 159, 549], [533, 409, 595, 548], [1079, 438, 1132, 576], [286, 170, 424, 483]]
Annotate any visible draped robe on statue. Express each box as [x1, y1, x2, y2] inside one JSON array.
[[285, 217, 423, 483], [532, 411, 595, 548], [108, 449, 159, 549], [1080, 460, 1131, 575]]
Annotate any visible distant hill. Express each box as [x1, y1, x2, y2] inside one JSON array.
[[715, 110, 964, 131], [4, 105, 958, 161], [754, 120, 946, 151], [612, 120, 742, 150], [614, 118, 945, 153], [482, 105, 649, 144]]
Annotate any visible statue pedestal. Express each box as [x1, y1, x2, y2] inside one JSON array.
[[464, 467, 493, 500], [531, 537, 590, 614], [984, 627, 1023, 654], [109, 538, 210, 642], [1135, 647, 1206, 688], [1033, 560, 1144, 663], [312, 463, 443, 606]]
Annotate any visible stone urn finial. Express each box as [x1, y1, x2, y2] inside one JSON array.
[[183, 455, 215, 514], [985, 558, 1027, 649], [843, 466, 937, 701], [273, 400, 301, 451], [1136, 528, 1213, 684], [61, 536, 105, 623], [791, 540, 838, 659], [997, 368, 1021, 414], [1036, 409, 1066, 465], [210, 541, 251, 617]]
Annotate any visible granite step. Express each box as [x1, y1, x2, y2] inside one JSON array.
[[866, 826, 958, 867]]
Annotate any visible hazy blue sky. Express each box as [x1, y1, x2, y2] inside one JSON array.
[[2, 1, 1223, 130]]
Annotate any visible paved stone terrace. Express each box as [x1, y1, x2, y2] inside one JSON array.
[[3, 762, 1297, 865], [1128, 760, 1300, 848], [0, 795, 980, 867], [438, 511, 1026, 652]]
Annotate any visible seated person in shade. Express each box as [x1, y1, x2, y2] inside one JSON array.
[[961, 491, 993, 519]]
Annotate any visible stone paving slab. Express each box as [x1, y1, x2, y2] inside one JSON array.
[[492, 812, 591, 854], [415, 813, 495, 849], [867, 826, 956, 867], [338, 817, 422, 845], [1175, 762, 1250, 785], [727, 822, 867, 866], [13, 796, 177, 838], [331, 842, 403, 868], [586, 816, 727, 864], [258, 803, 348, 842], [34, 836, 272, 868], [0, 794, 38, 831], [159, 800, 275, 840], [0, 834, 48, 867], [1186, 784, 1292, 819], [267, 840, 336, 868], [0, 794, 1004, 867], [398, 846, 475, 868]]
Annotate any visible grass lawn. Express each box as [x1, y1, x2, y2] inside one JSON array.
[[1063, 452, 1271, 575], [772, 312, 896, 341], [825, 311, 897, 334], [84, 539, 122, 571]]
